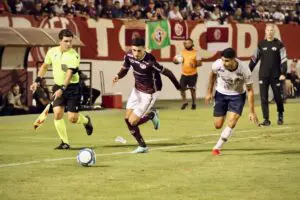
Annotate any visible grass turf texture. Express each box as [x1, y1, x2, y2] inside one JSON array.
[[0, 99, 300, 200]]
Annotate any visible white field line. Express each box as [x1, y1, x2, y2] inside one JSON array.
[[192, 126, 292, 138], [0, 130, 297, 168], [146, 138, 170, 142], [16, 126, 292, 141]]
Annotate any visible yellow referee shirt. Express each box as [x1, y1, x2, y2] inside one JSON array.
[[180, 49, 201, 76], [44, 46, 80, 85]]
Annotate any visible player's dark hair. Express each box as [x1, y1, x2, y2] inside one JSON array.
[[132, 37, 145, 47], [58, 29, 73, 40], [221, 48, 236, 59]]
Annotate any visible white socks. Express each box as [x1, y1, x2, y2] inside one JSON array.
[[214, 126, 233, 150]]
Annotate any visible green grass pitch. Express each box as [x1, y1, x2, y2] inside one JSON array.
[[0, 99, 300, 200]]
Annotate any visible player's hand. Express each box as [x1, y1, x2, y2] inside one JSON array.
[[190, 62, 196, 68], [53, 89, 63, 100], [30, 82, 38, 93], [205, 94, 213, 104], [173, 57, 179, 64], [249, 112, 259, 126], [23, 106, 29, 111], [112, 75, 119, 85], [279, 75, 286, 81]]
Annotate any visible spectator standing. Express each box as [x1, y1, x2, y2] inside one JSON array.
[[168, 3, 183, 20]]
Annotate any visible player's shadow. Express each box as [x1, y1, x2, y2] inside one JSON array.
[[103, 142, 187, 148], [165, 148, 273, 153], [251, 150, 300, 155], [70, 146, 98, 150]]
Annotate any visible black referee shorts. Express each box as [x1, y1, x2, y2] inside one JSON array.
[[52, 83, 81, 113], [180, 74, 198, 90]]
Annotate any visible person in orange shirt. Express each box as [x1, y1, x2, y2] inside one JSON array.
[[173, 38, 202, 110]]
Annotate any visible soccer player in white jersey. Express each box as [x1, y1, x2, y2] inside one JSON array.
[[205, 48, 258, 156]]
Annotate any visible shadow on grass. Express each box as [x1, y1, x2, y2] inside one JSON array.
[[102, 142, 188, 148], [251, 150, 300, 155], [165, 148, 273, 153]]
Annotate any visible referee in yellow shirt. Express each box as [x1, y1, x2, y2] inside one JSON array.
[[173, 38, 202, 110], [30, 29, 93, 149]]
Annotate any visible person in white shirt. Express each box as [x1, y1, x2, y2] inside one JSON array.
[[168, 3, 183, 20], [205, 48, 258, 156]]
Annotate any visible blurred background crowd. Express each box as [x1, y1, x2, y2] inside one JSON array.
[[0, 0, 300, 24]]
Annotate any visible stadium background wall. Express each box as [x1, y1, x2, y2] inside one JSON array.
[[0, 15, 299, 101]]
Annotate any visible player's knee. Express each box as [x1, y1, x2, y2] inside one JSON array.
[[214, 122, 223, 129], [128, 118, 138, 126], [54, 113, 63, 120], [68, 116, 78, 123]]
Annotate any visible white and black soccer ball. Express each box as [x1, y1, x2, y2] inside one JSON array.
[[174, 54, 184, 63], [77, 148, 96, 167]]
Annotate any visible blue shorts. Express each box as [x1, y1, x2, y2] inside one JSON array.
[[213, 91, 246, 117]]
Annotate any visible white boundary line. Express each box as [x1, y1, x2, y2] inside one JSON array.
[[0, 129, 297, 168]]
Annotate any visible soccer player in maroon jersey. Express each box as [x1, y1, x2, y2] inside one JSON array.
[[113, 38, 181, 153]]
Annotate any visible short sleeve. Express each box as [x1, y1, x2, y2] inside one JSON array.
[[211, 60, 219, 74], [67, 53, 80, 69], [44, 48, 52, 65], [123, 55, 131, 69], [243, 65, 253, 85], [7, 92, 15, 105], [150, 55, 164, 72]]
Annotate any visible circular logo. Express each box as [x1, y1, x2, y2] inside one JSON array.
[[213, 29, 222, 41], [174, 23, 183, 36], [131, 31, 141, 40]]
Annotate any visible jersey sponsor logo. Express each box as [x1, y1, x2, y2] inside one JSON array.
[[61, 64, 68, 72], [140, 64, 147, 69]]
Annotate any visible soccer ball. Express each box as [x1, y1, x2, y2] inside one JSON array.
[[174, 54, 184, 63], [77, 148, 96, 167]]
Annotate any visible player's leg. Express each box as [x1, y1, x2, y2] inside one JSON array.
[[212, 112, 240, 154], [52, 84, 70, 149], [124, 89, 147, 153], [137, 91, 160, 129], [67, 84, 94, 135], [212, 92, 245, 155], [270, 78, 284, 125], [53, 105, 70, 149], [180, 75, 188, 110], [189, 74, 198, 110], [211, 91, 227, 155], [259, 78, 271, 126]]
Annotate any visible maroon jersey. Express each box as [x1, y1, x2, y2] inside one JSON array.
[[123, 51, 164, 94]]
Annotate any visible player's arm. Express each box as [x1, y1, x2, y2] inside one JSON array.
[[151, 56, 180, 90], [205, 71, 217, 104], [113, 56, 130, 84], [249, 45, 261, 71], [246, 84, 258, 124], [162, 68, 181, 90], [31, 48, 52, 92], [279, 43, 288, 80], [194, 51, 202, 68], [30, 63, 50, 92]]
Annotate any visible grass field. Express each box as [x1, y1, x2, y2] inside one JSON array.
[[0, 99, 300, 200]]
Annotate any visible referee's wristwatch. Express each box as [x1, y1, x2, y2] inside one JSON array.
[[60, 85, 66, 92]]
